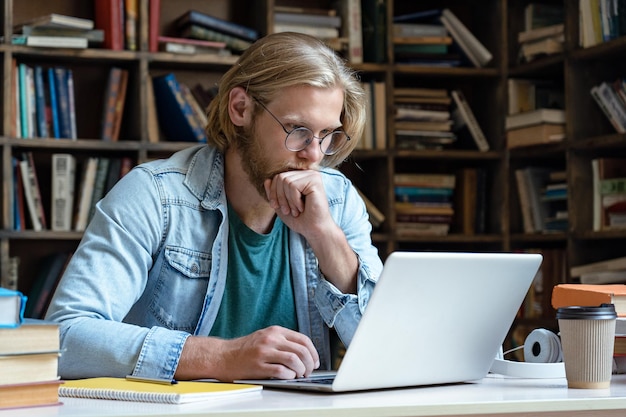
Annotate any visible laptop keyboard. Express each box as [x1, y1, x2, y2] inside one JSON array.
[[293, 376, 336, 385]]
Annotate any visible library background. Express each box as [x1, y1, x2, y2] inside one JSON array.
[[1, 0, 626, 353]]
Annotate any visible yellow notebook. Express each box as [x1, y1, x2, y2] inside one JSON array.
[[59, 377, 262, 404]]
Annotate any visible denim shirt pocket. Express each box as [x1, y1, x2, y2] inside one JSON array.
[[148, 246, 211, 332]]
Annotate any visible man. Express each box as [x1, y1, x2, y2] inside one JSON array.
[[46, 32, 382, 382]]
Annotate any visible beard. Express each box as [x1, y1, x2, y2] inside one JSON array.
[[234, 122, 290, 199]]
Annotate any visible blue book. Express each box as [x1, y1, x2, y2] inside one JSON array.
[[393, 9, 442, 23], [152, 73, 207, 143], [48, 68, 60, 138], [175, 9, 259, 42], [0, 287, 27, 328], [33, 66, 49, 138], [53, 67, 72, 139], [18, 63, 30, 138]]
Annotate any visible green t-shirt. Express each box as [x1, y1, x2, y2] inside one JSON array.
[[209, 205, 297, 338]]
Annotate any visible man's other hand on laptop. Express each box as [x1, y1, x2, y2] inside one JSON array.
[[176, 326, 320, 382]]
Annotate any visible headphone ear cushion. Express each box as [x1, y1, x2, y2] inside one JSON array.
[[490, 328, 565, 378], [523, 328, 562, 363]]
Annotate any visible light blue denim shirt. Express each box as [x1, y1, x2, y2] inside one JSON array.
[[46, 145, 382, 380]]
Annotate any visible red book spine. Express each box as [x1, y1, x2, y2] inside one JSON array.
[[149, 0, 161, 52], [95, 0, 124, 50]]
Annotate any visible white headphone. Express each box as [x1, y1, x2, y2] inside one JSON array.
[[490, 328, 566, 378]]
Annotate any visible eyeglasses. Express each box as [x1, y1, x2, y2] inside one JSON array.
[[253, 98, 350, 156]]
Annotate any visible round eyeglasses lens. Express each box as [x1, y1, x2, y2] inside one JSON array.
[[320, 131, 348, 155]]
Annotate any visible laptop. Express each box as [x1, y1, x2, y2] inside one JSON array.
[[236, 251, 542, 392]]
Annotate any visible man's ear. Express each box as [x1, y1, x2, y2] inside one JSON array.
[[228, 86, 252, 127]]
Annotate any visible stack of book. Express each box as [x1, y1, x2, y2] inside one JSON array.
[[157, 35, 232, 59], [517, 23, 564, 63], [392, 10, 457, 67], [394, 173, 456, 237], [174, 9, 259, 54], [0, 288, 62, 410], [592, 157, 626, 231], [505, 108, 566, 149], [12, 13, 98, 49], [569, 256, 626, 285], [516, 3, 564, 63], [590, 79, 626, 134], [394, 87, 455, 150], [272, 6, 343, 48]]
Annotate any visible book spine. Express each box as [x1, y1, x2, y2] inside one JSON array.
[[33, 66, 49, 138], [340, 0, 363, 64], [47, 68, 60, 138], [451, 90, 489, 151], [89, 158, 111, 221], [177, 10, 259, 42], [95, 0, 124, 50], [182, 25, 252, 52], [100, 68, 122, 141], [18, 63, 30, 138], [51, 153, 76, 232], [598, 82, 626, 132], [53, 68, 72, 139], [74, 157, 99, 231], [111, 69, 129, 141], [149, 0, 161, 52], [166, 77, 206, 143], [19, 153, 46, 231], [124, 0, 138, 51], [66, 69, 77, 139]]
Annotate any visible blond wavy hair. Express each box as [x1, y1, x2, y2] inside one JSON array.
[[205, 32, 365, 168]]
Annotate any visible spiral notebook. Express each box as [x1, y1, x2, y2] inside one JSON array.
[[236, 251, 542, 392], [59, 377, 261, 404]]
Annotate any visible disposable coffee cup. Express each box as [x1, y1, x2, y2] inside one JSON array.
[[556, 304, 617, 389]]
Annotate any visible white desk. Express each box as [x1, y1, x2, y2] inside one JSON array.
[[4, 375, 626, 417]]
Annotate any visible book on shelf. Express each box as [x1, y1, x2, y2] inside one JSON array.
[[394, 173, 456, 188], [591, 158, 626, 231], [124, 0, 138, 50], [94, 0, 124, 50], [505, 108, 565, 130], [88, 158, 112, 222], [361, 0, 387, 63], [19, 25, 105, 44], [453, 168, 479, 235], [579, 0, 626, 48], [25, 252, 71, 319], [19, 152, 46, 231], [579, 270, 626, 285], [515, 166, 566, 233], [274, 10, 341, 27], [33, 66, 48, 138], [551, 284, 626, 316], [439, 8, 492, 67], [337, 0, 363, 64], [450, 90, 489, 152], [148, 0, 161, 52], [273, 23, 339, 39], [371, 80, 387, 150], [525, 3, 564, 31], [590, 80, 626, 134], [47, 67, 60, 138], [100, 67, 128, 141], [14, 13, 94, 30], [152, 73, 208, 143], [519, 34, 564, 62], [59, 377, 262, 404], [571, 256, 626, 278], [146, 79, 160, 143], [74, 157, 99, 232], [178, 24, 252, 53], [175, 9, 259, 43], [11, 34, 88, 49], [507, 78, 565, 116], [358, 81, 374, 149], [52, 67, 77, 139], [0, 287, 27, 328], [518, 23, 564, 44], [158, 35, 229, 55], [0, 380, 62, 410], [51, 153, 76, 232], [506, 122, 565, 149]]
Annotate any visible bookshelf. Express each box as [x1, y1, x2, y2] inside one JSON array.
[[1, 0, 625, 345]]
